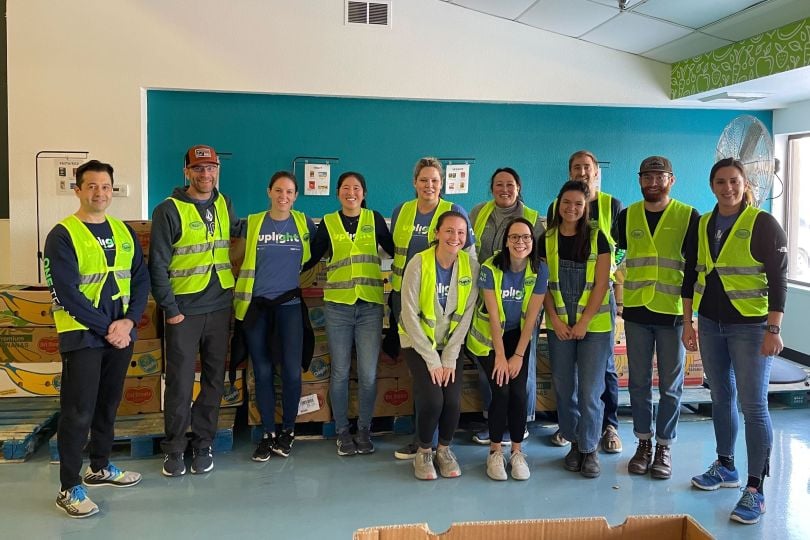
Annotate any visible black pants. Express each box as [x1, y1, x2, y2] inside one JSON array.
[[404, 347, 463, 449], [476, 329, 530, 444], [162, 308, 231, 453], [58, 344, 133, 490]]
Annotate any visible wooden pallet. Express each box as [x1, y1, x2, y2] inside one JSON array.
[[0, 397, 60, 463], [49, 407, 237, 462]]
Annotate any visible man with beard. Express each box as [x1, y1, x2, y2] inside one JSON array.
[[612, 156, 700, 479]]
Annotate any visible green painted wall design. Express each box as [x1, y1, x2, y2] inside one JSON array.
[[672, 17, 810, 99]]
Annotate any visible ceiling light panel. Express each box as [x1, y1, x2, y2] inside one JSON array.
[[519, 0, 617, 37], [582, 12, 693, 54]]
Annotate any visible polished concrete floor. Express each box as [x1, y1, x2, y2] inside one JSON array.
[[3, 407, 809, 539]]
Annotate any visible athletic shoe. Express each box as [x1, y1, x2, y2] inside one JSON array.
[[83, 462, 141, 487], [56, 485, 98, 518], [337, 430, 357, 456], [730, 488, 766, 524], [509, 451, 530, 480], [435, 447, 461, 478], [413, 450, 437, 480], [162, 452, 186, 477], [355, 429, 375, 454], [472, 429, 491, 445], [600, 425, 622, 453], [550, 430, 570, 447], [691, 461, 740, 491], [273, 429, 294, 458], [394, 442, 418, 460], [486, 451, 507, 481], [191, 447, 214, 474], [252, 434, 274, 462]]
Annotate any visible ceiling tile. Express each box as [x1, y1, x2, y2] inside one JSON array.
[[588, 0, 645, 8], [518, 0, 617, 37], [701, 0, 810, 40], [449, 0, 538, 20], [634, 0, 764, 29], [581, 12, 693, 54], [642, 32, 734, 63]]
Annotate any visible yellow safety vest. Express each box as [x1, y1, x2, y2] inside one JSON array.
[[398, 247, 473, 349], [553, 191, 614, 246], [694, 206, 768, 317], [233, 210, 311, 320], [545, 228, 611, 332], [390, 199, 453, 292], [623, 199, 692, 315], [168, 196, 234, 295], [466, 254, 537, 356], [53, 215, 134, 333], [472, 200, 539, 255], [323, 209, 384, 305]]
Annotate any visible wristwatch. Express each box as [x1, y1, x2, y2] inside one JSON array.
[[766, 324, 780, 335]]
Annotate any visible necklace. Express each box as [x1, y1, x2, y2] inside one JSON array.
[[269, 215, 290, 236]]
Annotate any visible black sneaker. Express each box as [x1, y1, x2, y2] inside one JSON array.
[[337, 430, 357, 456], [252, 434, 275, 462], [394, 442, 418, 460], [162, 452, 186, 477], [355, 429, 375, 454], [272, 429, 294, 458], [191, 447, 214, 474]]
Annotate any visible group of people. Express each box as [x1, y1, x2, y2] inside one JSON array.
[[44, 146, 786, 527]]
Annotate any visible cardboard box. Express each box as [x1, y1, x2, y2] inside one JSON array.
[[117, 375, 161, 415], [614, 353, 629, 388], [128, 338, 163, 377], [653, 351, 704, 388], [0, 361, 62, 397], [304, 353, 331, 382], [0, 327, 61, 362], [247, 380, 332, 425], [160, 370, 244, 410], [124, 220, 151, 260], [305, 297, 327, 330], [0, 285, 54, 327], [535, 373, 556, 411], [377, 351, 410, 379], [300, 260, 328, 290], [614, 315, 626, 355], [348, 376, 413, 418], [136, 299, 160, 340], [460, 369, 483, 413], [353, 515, 712, 540]]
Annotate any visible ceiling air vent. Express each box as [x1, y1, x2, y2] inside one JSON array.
[[346, 1, 391, 26]]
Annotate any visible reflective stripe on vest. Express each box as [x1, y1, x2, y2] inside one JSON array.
[[168, 196, 234, 295], [323, 209, 384, 305], [53, 215, 134, 333], [545, 228, 611, 332], [465, 254, 537, 356], [390, 199, 453, 292], [623, 199, 692, 315], [694, 206, 768, 316], [473, 201, 539, 255], [233, 210, 311, 320], [398, 248, 473, 349]]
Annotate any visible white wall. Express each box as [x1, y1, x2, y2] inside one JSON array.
[[774, 98, 810, 135], [6, 0, 671, 283], [0, 220, 9, 283]]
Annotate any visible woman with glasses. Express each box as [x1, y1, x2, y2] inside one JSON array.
[[541, 180, 612, 479], [683, 158, 787, 525], [466, 217, 547, 481]]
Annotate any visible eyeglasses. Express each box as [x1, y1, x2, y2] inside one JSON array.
[[189, 164, 219, 173], [640, 173, 671, 184], [507, 234, 533, 244]]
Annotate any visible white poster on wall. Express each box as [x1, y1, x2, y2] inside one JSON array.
[[56, 159, 84, 193], [445, 164, 469, 195], [304, 163, 331, 196]]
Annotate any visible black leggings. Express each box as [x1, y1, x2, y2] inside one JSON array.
[[476, 328, 530, 444], [404, 348, 463, 449]]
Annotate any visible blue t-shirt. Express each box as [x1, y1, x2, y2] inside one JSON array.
[[391, 202, 475, 262], [253, 214, 316, 303], [712, 211, 740, 259], [435, 258, 454, 310], [479, 261, 549, 330]]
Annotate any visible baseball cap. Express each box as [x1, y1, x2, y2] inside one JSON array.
[[639, 156, 673, 175], [185, 145, 219, 168]]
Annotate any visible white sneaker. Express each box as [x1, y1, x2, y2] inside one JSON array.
[[413, 450, 437, 480], [510, 450, 531, 480], [83, 463, 142, 487], [56, 486, 99, 518], [486, 451, 508, 481], [435, 447, 461, 478]]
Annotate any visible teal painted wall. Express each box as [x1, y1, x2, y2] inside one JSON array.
[[147, 91, 772, 219]]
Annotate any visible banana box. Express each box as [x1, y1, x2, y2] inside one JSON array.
[[300, 260, 327, 290], [136, 299, 160, 340], [0, 327, 61, 363], [614, 316, 626, 355], [536, 373, 557, 412], [0, 361, 62, 397], [127, 339, 163, 377], [460, 369, 483, 413], [652, 351, 704, 388], [123, 220, 151, 260], [247, 380, 331, 425], [161, 370, 245, 410], [117, 375, 161, 415], [347, 376, 413, 418], [614, 353, 629, 388], [377, 350, 409, 379], [0, 286, 54, 327]]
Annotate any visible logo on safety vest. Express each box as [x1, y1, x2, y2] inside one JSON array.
[[459, 277, 472, 286], [361, 225, 374, 234], [190, 221, 204, 230], [525, 277, 536, 286], [735, 229, 751, 239], [631, 229, 644, 239]]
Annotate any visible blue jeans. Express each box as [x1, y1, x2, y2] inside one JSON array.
[[698, 316, 773, 479], [243, 303, 303, 433], [548, 330, 611, 453], [475, 327, 538, 422], [325, 300, 383, 433], [625, 321, 685, 444]]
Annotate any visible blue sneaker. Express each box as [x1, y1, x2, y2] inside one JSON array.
[[691, 461, 740, 490], [730, 488, 765, 524]]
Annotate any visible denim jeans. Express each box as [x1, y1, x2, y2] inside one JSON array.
[[698, 315, 773, 479], [625, 321, 685, 444], [548, 330, 611, 453], [325, 300, 383, 433], [243, 303, 303, 433]]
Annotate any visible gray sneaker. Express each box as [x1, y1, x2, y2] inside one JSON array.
[[83, 463, 141, 487], [435, 447, 461, 478], [354, 429, 375, 454], [56, 485, 98, 518], [486, 451, 507, 481], [413, 450, 437, 480], [337, 430, 357, 456], [510, 450, 531, 480]]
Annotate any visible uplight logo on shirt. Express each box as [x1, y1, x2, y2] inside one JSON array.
[[258, 232, 301, 244], [502, 287, 524, 301], [436, 282, 450, 298], [97, 237, 115, 249], [413, 224, 430, 236]]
